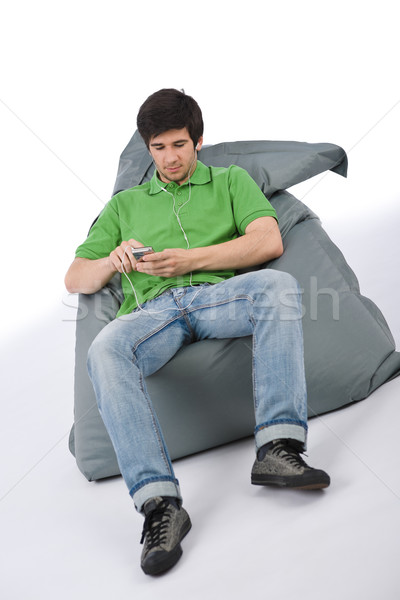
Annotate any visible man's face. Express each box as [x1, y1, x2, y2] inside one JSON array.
[[149, 128, 203, 186]]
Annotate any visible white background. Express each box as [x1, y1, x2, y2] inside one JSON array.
[[1, 1, 399, 598]]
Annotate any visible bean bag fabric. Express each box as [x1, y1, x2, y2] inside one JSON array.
[[112, 131, 348, 197], [69, 135, 400, 481]]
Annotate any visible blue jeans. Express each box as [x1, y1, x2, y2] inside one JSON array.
[[87, 270, 308, 511]]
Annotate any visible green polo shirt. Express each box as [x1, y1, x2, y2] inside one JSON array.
[[75, 161, 277, 316]]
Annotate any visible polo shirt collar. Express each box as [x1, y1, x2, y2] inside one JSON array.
[[149, 160, 211, 195]]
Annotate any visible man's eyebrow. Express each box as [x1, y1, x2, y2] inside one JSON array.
[[150, 139, 189, 147]]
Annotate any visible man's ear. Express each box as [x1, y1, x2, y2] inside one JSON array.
[[195, 136, 204, 151]]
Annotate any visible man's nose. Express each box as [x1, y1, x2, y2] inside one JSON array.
[[165, 146, 179, 164]]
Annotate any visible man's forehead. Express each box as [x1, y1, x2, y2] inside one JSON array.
[[150, 128, 190, 146]]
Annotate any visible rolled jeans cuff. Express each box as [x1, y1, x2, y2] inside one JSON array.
[[255, 421, 308, 451], [132, 480, 182, 513]]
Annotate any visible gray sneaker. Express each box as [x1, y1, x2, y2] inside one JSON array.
[[251, 439, 330, 490], [140, 497, 191, 575]]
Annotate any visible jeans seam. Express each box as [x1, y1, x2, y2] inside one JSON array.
[[185, 294, 254, 314], [175, 298, 196, 341], [130, 313, 184, 353], [250, 315, 257, 410], [136, 366, 176, 477]]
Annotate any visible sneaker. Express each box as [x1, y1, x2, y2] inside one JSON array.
[[251, 439, 330, 490], [140, 497, 191, 576]]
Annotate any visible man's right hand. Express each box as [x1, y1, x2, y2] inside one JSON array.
[[65, 239, 144, 294], [109, 239, 144, 274]]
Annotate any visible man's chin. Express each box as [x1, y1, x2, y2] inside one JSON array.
[[159, 169, 187, 185]]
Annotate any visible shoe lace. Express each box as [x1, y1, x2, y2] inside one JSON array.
[[271, 441, 308, 470], [140, 499, 172, 548]]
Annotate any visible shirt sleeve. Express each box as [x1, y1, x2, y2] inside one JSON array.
[[228, 165, 278, 235], [75, 195, 122, 259]]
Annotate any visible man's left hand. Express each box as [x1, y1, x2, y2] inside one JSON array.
[[135, 248, 194, 277]]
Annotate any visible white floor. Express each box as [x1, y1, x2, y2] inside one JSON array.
[[1, 188, 400, 599]]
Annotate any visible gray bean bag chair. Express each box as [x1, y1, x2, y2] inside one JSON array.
[[69, 133, 400, 481]]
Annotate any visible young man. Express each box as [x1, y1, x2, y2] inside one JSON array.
[[65, 88, 330, 576]]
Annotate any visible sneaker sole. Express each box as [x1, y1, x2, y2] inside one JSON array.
[[141, 518, 192, 576], [251, 473, 330, 490]]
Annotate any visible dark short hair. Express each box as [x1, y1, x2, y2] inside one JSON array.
[[137, 88, 204, 148]]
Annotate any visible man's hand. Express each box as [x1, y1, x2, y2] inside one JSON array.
[[65, 238, 144, 294], [135, 217, 283, 279], [65, 217, 283, 294], [135, 248, 193, 278], [109, 239, 143, 274]]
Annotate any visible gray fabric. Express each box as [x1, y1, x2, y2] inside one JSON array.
[[269, 214, 400, 417], [69, 137, 400, 481], [112, 131, 347, 195]]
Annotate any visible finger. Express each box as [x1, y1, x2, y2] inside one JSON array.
[[127, 238, 143, 248], [116, 243, 136, 273], [109, 248, 125, 272], [140, 251, 161, 262]]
